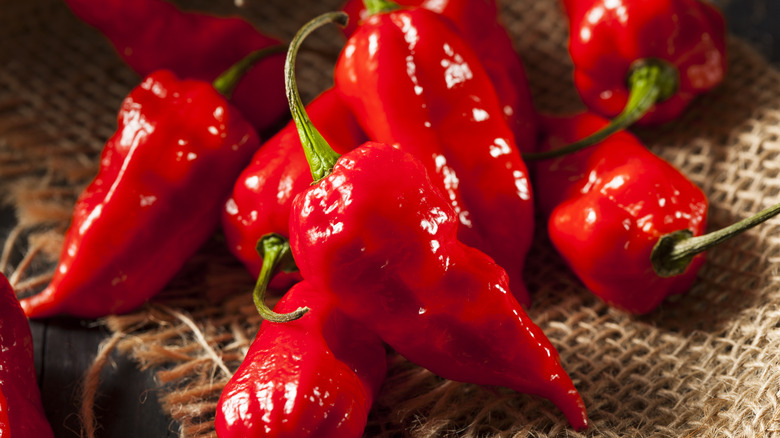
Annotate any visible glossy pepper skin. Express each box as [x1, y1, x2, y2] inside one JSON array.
[[0, 274, 54, 437], [289, 141, 587, 430], [63, 0, 287, 134], [222, 88, 367, 287], [335, 5, 536, 307], [20, 70, 260, 318], [564, 0, 726, 126], [341, 0, 538, 153], [533, 112, 708, 313], [215, 281, 386, 437]]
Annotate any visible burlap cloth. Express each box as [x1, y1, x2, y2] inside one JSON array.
[[2, 0, 780, 436]]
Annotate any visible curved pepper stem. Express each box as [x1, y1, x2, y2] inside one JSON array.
[[524, 58, 678, 161], [364, 0, 401, 15], [652, 202, 780, 277], [252, 233, 308, 322], [284, 11, 348, 182], [212, 45, 288, 99]]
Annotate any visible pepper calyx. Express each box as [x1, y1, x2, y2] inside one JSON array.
[[523, 58, 679, 162], [651, 229, 695, 277], [651, 201, 780, 278], [364, 0, 401, 15], [627, 58, 679, 104]]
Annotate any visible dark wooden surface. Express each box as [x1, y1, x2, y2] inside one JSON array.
[[2, 2, 776, 437], [3, 206, 179, 435]]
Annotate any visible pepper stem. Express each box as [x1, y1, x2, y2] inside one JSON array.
[[523, 58, 678, 161], [364, 0, 401, 15], [652, 202, 780, 277], [285, 12, 348, 182], [212, 45, 288, 99], [252, 233, 308, 322]]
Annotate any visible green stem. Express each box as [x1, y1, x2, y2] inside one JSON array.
[[364, 0, 400, 15], [252, 233, 307, 322], [523, 58, 678, 161], [652, 202, 780, 277], [284, 12, 348, 182], [212, 45, 287, 99]]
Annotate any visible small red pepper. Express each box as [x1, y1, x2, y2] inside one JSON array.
[[534, 112, 780, 313], [63, 0, 288, 135], [541, 0, 727, 157], [215, 277, 386, 437], [20, 56, 263, 319], [335, 0, 536, 307], [340, 0, 539, 153], [221, 88, 367, 287], [0, 273, 54, 437], [274, 14, 589, 429]]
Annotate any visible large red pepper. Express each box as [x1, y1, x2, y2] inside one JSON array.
[[335, 0, 536, 307], [63, 0, 288, 135], [534, 112, 780, 313], [221, 88, 367, 287], [20, 58, 262, 319], [271, 14, 588, 429], [0, 274, 54, 437], [531, 0, 727, 159], [340, 0, 538, 153], [215, 277, 386, 437]]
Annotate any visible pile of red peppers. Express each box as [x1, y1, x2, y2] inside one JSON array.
[[12, 0, 780, 435]]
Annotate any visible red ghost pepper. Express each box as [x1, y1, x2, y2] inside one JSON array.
[[215, 277, 386, 438], [0, 273, 54, 437], [534, 112, 780, 313], [335, 0, 536, 307], [270, 13, 589, 429], [340, 0, 539, 153], [63, 0, 288, 135], [537, 0, 727, 158], [221, 88, 367, 287], [20, 56, 262, 319]]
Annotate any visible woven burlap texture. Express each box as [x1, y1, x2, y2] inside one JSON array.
[[2, 0, 779, 436]]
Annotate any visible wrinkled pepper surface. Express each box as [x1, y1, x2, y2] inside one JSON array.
[[63, 0, 288, 134], [335, 0, 536, 307], [564, 0, 726, 127], [533, 112, 709, 313], [215, 280, 386, 437], [222, 88, 367, 287], [341, 0, 538, 153], [0, 274, 54, 437], [280, 13, 588, 428], [21, 67, 260, 318], [291, 138, 587, 429]]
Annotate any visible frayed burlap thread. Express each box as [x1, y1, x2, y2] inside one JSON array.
[[2, 0, 780, 436]]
